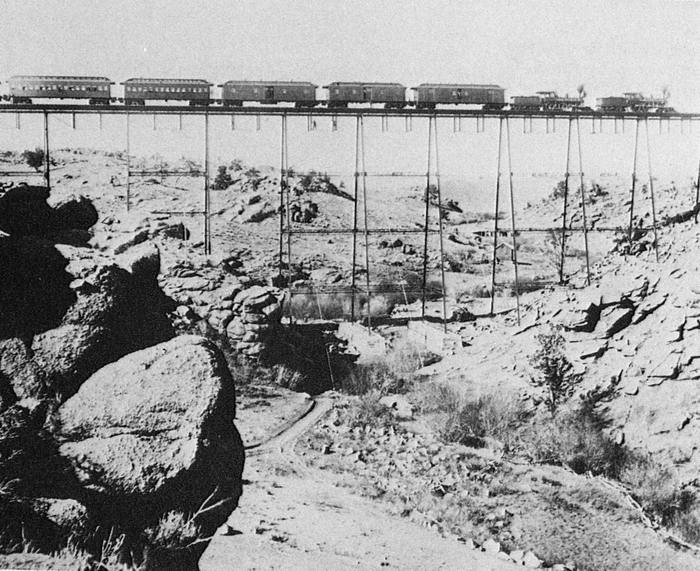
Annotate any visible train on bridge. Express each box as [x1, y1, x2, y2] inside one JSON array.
[[1, 75, 674, 113]]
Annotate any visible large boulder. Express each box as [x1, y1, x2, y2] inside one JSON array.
[[0, 185, 53, 237], [55, 335, 244, 535], [0, 186, 98, 240], [0, 239, 173, 403], [51, 194, 98, 231], [0, 237, 76, 339]]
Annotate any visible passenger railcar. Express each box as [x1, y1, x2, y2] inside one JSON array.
[[324, 82, 407, 108], [220, 81, 317, 107], [8, 75, 113, 105], [412, 83, 506, 109], [122, 78, 212, 106]]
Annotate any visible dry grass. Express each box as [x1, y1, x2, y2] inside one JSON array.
[[519, 406, 625, 477], [339, 333, 438, 396], [418, 383, 527, 451]]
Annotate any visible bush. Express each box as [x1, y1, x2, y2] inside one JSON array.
[[529, 327, 577, 412], [211, 165, 233, 190], [422, 383, 527, 451], [339, 334, 436, 396], [620, 454, 690, 524], [344, 391, 397, 430], [21, 148, 45, 172], [520, 405, 625, 477]]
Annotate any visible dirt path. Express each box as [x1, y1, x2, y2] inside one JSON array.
[[200, 395, 517, 570]]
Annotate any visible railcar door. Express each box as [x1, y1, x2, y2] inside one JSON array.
[[265, 86, 274, 102]]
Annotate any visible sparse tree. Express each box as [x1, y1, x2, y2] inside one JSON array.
[[529, 326, 577, 412]]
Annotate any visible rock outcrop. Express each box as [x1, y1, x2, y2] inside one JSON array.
[[226, 286, 283, 357]]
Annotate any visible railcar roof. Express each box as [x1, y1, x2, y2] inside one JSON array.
[[323, 82, 406, 87], [221, 80, 317, 87], [122, 78, 212, 85], [413, 83, 504, 89], [9, 75, 112, 82]]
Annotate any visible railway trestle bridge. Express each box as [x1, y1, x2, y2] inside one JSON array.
[[1, 104, 699, 329]]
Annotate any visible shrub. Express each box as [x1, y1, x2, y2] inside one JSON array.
[[423, 383, 527, 451], [338, 334, 435, 396], [620, 455, 690, 524], [520, 405, 625, 477], [344, 391, 396, 430], [529, 326, 577, 412], [211, 165, 233, 190], [21, 148, 45, 172]]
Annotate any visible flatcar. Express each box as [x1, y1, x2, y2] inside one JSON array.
[[7, 75, 113, 105], [412, 83, 506, 110], [122, 78, 212, 106], [324, 82, 407, 108], [220, 81, 318, 107], [511, 91, 584, 112]]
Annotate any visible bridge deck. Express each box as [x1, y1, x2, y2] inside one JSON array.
[[0, 103, 698, 119]]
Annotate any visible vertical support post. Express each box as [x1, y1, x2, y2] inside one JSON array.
[[433, 117, 448, 331], [15, 113, 20, 130], [421, 116, 433, 319], [72, 113, 76, 129], [98, 113, 103, 131], [695, 156, 700, 223], [204, 111, 211, 255], [284, 114, 293, 310], [278, 115, 287, 282], [645, 117, 660, 262], [153, 113, 157, 131], [179, 113, 183, 131], [43, 111, 50, 191], [505, 118, 521, 324], [559, 118, 573, 284], [125, 111, 131, 212], [231, 115, 235, 131], [350, 116, 360, 323], [360, 115, 372, 328], [256, 114, 261, 131], [490, 118, 504, 315], [576, 117, 591, 284], [628, 119, 640, 240], [405, 116, 412, 133]]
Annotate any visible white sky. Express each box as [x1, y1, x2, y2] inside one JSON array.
[[0, 0, 698, 109]]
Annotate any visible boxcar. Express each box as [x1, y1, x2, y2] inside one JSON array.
[[8, 75, 113, 104], [220, 81, 317, 107], [324, 82, 407, 108], [413, 83, 505, 109], [122, 78, 212, 106]]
